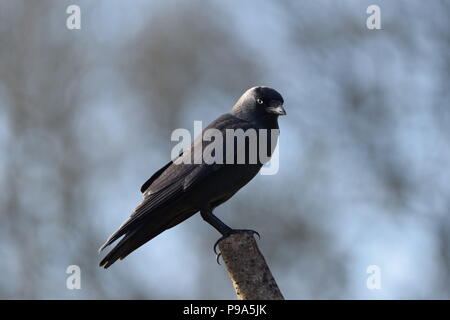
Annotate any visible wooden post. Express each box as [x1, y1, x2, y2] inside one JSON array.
[[217, 232, 284, 300]]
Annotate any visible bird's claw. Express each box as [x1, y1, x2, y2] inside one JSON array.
[[242, 229, 261, 240], [213, 229, 261, 259], [215, 252, 222, 265], [213, 236, 227, 255], [229, 229, 260, 240]]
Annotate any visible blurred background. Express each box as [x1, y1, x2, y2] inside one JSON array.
[[1, 0, 449, 299]]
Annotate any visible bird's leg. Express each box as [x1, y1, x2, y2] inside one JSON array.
[[200, 205, 260, 260], [200, 205, 233, 236]]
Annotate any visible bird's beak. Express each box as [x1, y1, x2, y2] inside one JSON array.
[[267, 102, 287, 116]]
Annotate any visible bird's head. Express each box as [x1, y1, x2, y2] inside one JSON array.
[[231, 86, 286, 123]]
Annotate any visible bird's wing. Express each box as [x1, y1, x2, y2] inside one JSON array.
[[134, 113, 253, 216], [99, 113, 252, 252], [139, 159, 175, 193], [99, 160, 196, 252]]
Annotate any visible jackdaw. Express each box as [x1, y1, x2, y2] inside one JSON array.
[[99, 86, 286, 268]]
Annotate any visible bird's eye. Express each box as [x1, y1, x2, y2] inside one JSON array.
[[257, 98, 264, 104]]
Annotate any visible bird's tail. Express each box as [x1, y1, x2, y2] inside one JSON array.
[[99, 209, 196, 268], [99, 224, 166, 269]]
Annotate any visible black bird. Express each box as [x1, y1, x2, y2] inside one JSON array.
[[99, 86, 286, 268]]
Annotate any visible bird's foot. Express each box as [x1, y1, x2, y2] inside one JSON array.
[[213, 229, 261, 264]]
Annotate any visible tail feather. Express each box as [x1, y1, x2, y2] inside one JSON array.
[[98, 219, 133, 253], [99, 208, 197, 268], [99, 209, 178, 268], [99, 230, 139, 268], [99, 225, 166, 268]]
